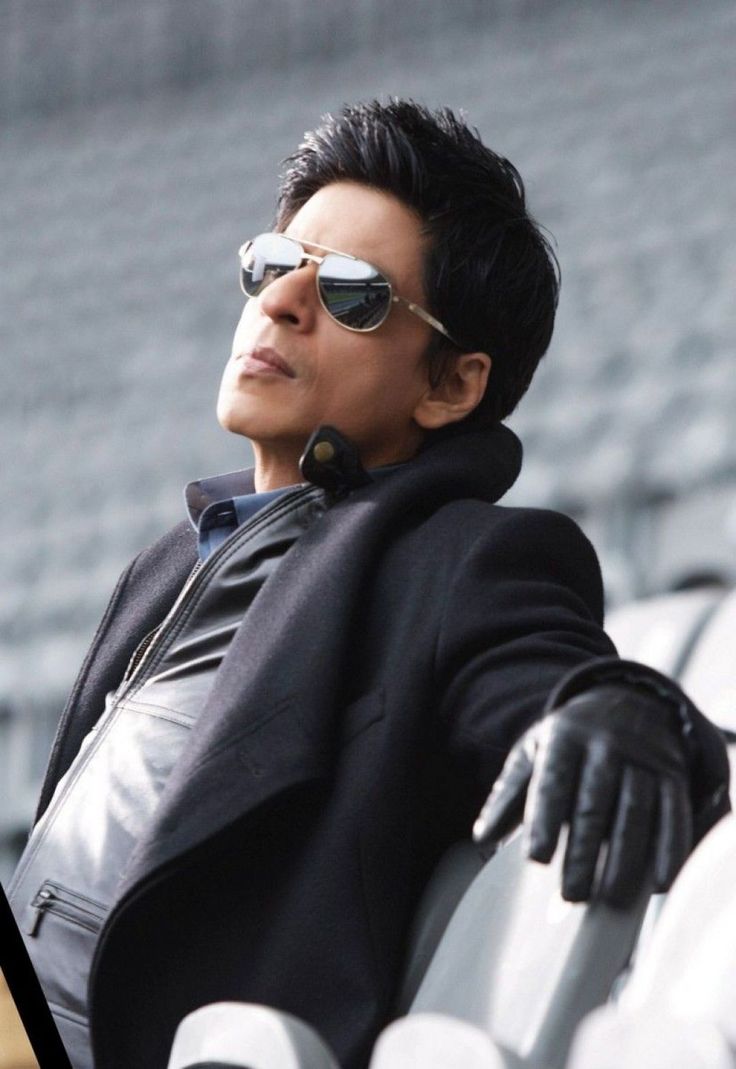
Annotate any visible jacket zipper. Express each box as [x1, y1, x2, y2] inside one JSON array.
[[120, 559, 204, 687], [121, 626, 160, 684], [116, 487, 317, 699], [26, 881, 107, 937]]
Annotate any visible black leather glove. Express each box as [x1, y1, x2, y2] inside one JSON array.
[[473, 660, 730, 908]]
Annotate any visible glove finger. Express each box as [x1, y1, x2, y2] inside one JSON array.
[[653, 776, 693, 892], [562, 739, 621, 902], [473, 738, 534, 845], [526, 724, 583, 864], [598, 765, 657, 908]]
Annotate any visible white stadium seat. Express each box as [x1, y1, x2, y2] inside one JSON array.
[[605, 586, 724, 676], [368, 1014, 506, 1069], [678, 587, 736, 737], [166, 1002, 340, 1069], [402, 830, 650, 1069], [568, 814, 736, 1069]]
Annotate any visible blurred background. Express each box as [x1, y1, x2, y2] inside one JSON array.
[[1, 0, 735, 879]]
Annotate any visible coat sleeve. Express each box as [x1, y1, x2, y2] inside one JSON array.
[[433, 506, 617, 800]]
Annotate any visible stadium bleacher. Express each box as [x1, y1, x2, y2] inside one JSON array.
[[2, 1, 735, 704]]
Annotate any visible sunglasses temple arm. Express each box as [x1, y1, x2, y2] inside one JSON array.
[[395, 297, 458, 345]]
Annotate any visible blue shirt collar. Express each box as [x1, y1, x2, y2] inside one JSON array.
[[184, 462, 404, 561], [184, 468, 258, 528]]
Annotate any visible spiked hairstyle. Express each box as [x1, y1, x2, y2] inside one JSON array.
[[277, 99, 560, 425]]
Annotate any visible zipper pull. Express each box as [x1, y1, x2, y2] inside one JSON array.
[[25, 886, 54, 936]]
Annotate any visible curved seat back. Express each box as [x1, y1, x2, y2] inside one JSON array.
[[369, 1014, 507, 1069], [678, 587, 736, 736], [166, 1003, 340, 1069], [402, 831, 650, 1069], [568, 814, 736, 1069], [396, 841, 484, 1013], [605, 586, 723, 676]]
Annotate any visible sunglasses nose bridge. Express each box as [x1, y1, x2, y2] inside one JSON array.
[[299, 249, 325, 268], [289, 253, 327, 309], [256, 254, 321, 328]]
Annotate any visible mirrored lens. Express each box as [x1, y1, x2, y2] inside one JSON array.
[[318, 254, 392, 330], [240, 234, 302, 296]]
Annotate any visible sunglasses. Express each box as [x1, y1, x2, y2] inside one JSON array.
[[238, 232, 458, 343]]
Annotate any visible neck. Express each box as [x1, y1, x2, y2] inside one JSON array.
[[252, 442, 304, 492]]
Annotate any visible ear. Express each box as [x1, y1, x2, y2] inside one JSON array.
[[413, 351, 492, 430]]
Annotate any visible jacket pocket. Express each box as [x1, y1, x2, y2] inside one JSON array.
[[25, 881, 107, 938]]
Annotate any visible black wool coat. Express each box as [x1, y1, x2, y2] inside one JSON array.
[[36, 424, 618, 1069]]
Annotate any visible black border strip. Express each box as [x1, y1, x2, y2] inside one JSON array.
[[0, 880, 73, 1068]]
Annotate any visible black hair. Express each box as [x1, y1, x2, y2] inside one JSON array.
[[277, 98, 560, 425]]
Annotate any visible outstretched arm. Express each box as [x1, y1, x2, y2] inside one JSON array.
[[435, 508, 730, 905]]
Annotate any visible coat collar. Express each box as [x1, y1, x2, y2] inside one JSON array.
[[117, 424, 522, 894]]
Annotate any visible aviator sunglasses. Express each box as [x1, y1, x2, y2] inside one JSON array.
[[238, 232, 459, 343]]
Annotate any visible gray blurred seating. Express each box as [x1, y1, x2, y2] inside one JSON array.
[[4, 0, 736, 721], [607, 583, 736, 792], [0, 692, 66, 883], [0, 701, 49, 884], [368, 1014, 506, 1069], [568, 1008, 734, 1069], [402, 831, 650, 1069], [675, 587, 736, 798], [678, 587, 736, 739], [166, 1002, 340, 1069], [167, 1007, 510, 1069], [567, 814, 736, 1069], [605, 585, 725, 676]]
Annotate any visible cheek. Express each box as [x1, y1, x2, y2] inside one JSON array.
[[215, 362, 236, 424], [320, 355, 425, 432], [217, 349, 251, 422], [232, 303, 257, 351]]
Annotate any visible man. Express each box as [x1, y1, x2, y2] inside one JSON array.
[[9, 100, 729, 1069]]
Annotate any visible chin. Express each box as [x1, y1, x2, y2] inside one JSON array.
[[216, 400, 250, 438], [219, 418, 255, 441]]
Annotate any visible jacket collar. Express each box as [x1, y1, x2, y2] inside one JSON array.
[[185, 422, 522, 524]]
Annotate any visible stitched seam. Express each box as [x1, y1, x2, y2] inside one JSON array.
[[48, 1000, 88, 1025], [189, 694, 296, 771], [120, 698, 196, 726], [11, 690, 134, 887], [36, 881, 108, 913]]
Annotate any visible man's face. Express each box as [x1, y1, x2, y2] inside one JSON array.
[[217, 181, 437, 477]]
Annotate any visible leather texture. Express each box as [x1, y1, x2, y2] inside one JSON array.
[[8, 485, 327, 1068], [473, 679, 718, 906]]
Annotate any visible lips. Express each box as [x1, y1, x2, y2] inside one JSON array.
[[236, 346, 296, 378]]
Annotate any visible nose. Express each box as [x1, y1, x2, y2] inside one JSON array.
[[257, 262, 318, 331]]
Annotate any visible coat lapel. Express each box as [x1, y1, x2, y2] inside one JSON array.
[[118, 425, 523, 893], [119, 492, 381, 893], [36, 520, 199, 821]]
